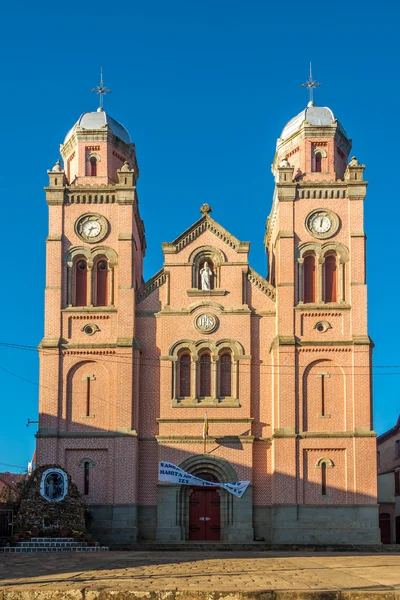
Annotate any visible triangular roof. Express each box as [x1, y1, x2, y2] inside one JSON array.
[[136, 205, 276, 305], [161, 212, 250, 255]]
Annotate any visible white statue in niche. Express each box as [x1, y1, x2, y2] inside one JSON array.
[[200, 261, 213, 290]]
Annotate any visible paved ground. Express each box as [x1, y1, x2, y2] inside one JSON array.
[[0, 551, 400, 597]]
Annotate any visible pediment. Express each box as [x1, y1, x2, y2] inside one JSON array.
[[162, 215, 250, 255]]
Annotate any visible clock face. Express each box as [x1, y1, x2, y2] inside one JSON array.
[[305, 210, 339, 239], [312, 215, 331, 234], [82, 219, 101, 238], [75, 214, 108, 243]]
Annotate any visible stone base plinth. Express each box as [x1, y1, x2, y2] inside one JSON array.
[[254, 504, 381, 545]]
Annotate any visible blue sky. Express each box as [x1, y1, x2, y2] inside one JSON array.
[[0, 0, 399, 472]]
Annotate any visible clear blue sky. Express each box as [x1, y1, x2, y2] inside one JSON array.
[[0, 0, 398, 472]]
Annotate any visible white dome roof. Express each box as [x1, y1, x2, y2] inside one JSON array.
[[64, 108, 131, 145], [280, 102, 346, 140]]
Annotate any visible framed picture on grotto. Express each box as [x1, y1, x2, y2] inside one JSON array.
[[40, 468, 68, 503]]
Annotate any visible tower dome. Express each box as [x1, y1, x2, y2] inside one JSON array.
[[64, 107, 131, 145], [279, 101, 347, 141]]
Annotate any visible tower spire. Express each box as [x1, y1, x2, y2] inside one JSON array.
[[92, 67, 112, 110], [301, 62, 321, 106]]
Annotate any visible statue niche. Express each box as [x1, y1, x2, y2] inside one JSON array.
[[199, 261, 214, 290]]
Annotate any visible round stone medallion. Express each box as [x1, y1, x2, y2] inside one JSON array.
[[194, 313, 219, 334]]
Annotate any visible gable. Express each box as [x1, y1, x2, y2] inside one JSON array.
[[162, 214, 250, 257]]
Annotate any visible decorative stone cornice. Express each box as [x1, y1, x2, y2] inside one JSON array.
[[272, 430, 376, 439], [299, 431, 377, 438], [270, 335, 296, 349], [162, 215, 250, 255], [36, 429, 138, 439], [157, 418, 254, 424], [62, 306, 117, 313], [247, 268, 276, 301], [60, 342, 120, 349], [136, 269, 167, 305], [187, 289, 227, 297], [39, 338, 61, 349], [295, 303, 351, 311], [156, 435, 254, 444]]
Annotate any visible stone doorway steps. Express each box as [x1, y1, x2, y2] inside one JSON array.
[[0, 536, 109, 553]]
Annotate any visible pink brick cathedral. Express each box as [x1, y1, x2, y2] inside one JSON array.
[[36, 87, 380, 544]]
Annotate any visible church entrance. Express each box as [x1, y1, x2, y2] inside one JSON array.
[[189, 473, 220, 541], [156, 456, 253, 543]]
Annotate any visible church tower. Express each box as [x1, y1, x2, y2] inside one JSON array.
[[36, 89, 145, 543], [264, 79, 379, 538]]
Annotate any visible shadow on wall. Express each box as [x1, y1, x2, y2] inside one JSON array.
[[35, 408, 380, 547]]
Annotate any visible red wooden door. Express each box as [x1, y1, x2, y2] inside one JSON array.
[[189, 488, 220, 541]]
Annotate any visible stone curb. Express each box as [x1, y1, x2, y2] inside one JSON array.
[[1, 590, 400, 600]]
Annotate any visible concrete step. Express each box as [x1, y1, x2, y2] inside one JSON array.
[[18, 541, 87, 548], [0, 546, 109, 553], [30, 537, 75, 542], [137, 541, 400, 552]]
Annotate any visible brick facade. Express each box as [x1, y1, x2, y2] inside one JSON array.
[[36, 103, 380, 545]]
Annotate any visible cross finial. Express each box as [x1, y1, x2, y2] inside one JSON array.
[[301, 62, 321, 106], [92, 67, 112, 109]]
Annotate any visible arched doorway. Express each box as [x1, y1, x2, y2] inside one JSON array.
[[189, 473, 220, 541], [156, 454, 253, 543], [379, 512, 391, 544]]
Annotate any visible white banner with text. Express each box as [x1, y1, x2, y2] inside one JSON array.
[[158, 461, 250, 498]]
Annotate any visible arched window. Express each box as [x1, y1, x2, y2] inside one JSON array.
[[303, 255, 316, 303], [219, 353, 232, 397], [90, 156, 97, 176], [199, 353, 211, 397], [314, 152, 322, 173], [75, 260, 87, 306], [198, 260, 215, 291], [179, 353, 191, 397], [94, 260, 108, 306], [324, 254, 337, 302], [316, 458, 334, 495], [84, 461, 90, 495], [321, 462, 327, 495]]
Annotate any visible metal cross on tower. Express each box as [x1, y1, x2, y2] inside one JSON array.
[[301, 63, 321, 105], [92, 68, 112, 109]]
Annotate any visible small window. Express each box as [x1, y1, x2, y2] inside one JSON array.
[[179, 354, 191, 397], [315, 152, 322, 173], [90, 157, 97, 176], [324, 254, 337, 303], [75, 260, 87, 306], [321, 462, 327, 495], [84, 461, 90, 495], [219, 353, 232, 397], [94, 260, 108, 307], [199, 353, 211, 397], [303, 255, 316, 303]]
